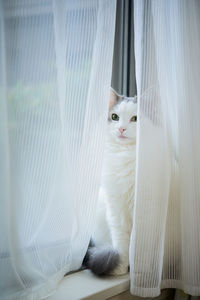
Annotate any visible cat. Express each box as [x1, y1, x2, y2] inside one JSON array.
[[83, 88, 137, 276]]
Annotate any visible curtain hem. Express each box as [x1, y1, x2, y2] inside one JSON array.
[[131, 279, 200, 298]]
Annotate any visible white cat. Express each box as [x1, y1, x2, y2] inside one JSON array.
[[83, 88, 137, 276]]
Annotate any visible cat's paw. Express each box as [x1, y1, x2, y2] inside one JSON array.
[[110, 263, 129, 276]]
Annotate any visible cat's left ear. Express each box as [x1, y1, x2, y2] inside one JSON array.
[[109, 88, 121, 109]]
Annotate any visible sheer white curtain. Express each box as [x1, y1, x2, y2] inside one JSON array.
[[130, 0, 200, 297], [0, 1, 116, 299]]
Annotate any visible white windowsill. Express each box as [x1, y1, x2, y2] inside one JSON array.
[[46, 269, 130, 300]]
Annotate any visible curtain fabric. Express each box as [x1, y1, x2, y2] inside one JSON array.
[[0, 1, 116, 299], [130, 0, 200, 297]]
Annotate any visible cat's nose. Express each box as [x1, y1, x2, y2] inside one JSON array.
[[119, 127, 126, 133]]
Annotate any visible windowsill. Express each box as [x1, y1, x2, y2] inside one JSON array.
[[46, 269, 130, 300]]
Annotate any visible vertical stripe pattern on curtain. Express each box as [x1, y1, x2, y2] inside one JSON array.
[[0, 1, 116, 299], [130, 0, 200, 297]]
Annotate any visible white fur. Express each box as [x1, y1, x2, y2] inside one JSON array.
[[93, 96, 137, 275]]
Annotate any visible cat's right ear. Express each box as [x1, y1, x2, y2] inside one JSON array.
[[109, 88, 120, 110]]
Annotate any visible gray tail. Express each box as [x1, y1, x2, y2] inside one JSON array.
[[83, 242, 119, 276]]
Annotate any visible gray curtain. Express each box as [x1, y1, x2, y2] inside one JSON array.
[[111, 0, 137, 97]]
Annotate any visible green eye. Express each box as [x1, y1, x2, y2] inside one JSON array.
[[111, 113, 119, 121], [131, 115, 137, 122]]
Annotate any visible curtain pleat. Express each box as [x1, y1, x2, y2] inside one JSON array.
[[0, 1, 116, 299], [130, 0, 200, 297]]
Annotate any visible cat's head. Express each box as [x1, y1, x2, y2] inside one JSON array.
[[108, 88, 137, 144]]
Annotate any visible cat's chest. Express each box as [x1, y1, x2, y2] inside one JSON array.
[[102, 143, 136, 195], [104, 150, 135, 174]]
